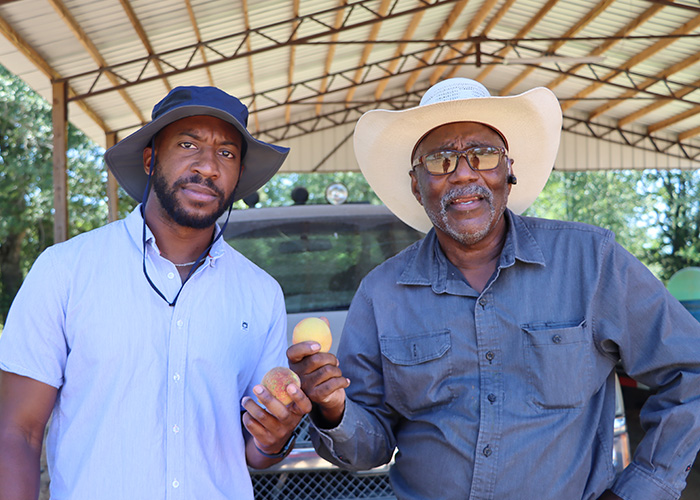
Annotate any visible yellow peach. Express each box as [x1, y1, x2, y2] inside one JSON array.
[[292, 317, 332, 352]]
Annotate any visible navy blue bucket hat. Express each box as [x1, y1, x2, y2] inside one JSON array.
[[104, 86, 290, 202]]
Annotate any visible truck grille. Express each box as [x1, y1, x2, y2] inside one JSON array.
[[252, 469, 394, 500], [251, 417, 395, 499]]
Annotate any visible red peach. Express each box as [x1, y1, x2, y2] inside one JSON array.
[[261, 366, 300, 406]]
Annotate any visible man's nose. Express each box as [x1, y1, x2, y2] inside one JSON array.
[[449, 155, 480, 182], [191, 147, 219, 177]]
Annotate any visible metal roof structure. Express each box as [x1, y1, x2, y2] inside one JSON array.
[[1, 0, 699, 238]]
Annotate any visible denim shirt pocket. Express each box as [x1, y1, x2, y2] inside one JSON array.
[[521, 320, 591, 411], [379, 330, 454, 415]]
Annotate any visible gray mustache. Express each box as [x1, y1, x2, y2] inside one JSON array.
[[441, 185, 493, 211]]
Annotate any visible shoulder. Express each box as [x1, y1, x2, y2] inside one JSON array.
[[514, 213, 615, 245], [217, 241, 283, 293], [31, 219, 130, 276]]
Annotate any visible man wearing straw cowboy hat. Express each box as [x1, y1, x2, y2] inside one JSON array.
[[0, 86, 312, 499], [288, 78, 700, 500]]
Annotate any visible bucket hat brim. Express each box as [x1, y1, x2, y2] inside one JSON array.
[[353, 86, 562, 233], [105, 103, 289, 203]]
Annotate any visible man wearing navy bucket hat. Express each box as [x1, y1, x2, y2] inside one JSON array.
[[0, 87, 311, 499], [289, 78, 700, 500]]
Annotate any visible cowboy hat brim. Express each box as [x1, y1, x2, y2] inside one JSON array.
[[353, 87, 562, 233], [104, 104, 289, 202]]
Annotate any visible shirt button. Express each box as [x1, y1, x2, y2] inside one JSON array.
[[552, 334, 562, 344], [483, 445, 492, 457], [167, 272, 175, 280], [173, 373, 181, 382], [172, 479, 179, 488], [173, 425, 180, 434], [487, 393, 497, 403], [485, 351, 495, 362], [479, 297, 487, 306], [176, 320, 184, 328]]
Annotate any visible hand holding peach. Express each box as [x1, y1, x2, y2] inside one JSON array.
[[261, 366, 301, 406], [292, 317, 332, 352]]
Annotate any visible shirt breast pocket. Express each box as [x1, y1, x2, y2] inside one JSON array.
[[379, 330, 454, 415], [521, 320, 591, 411]]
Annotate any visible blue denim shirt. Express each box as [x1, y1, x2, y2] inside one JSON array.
[[311, 210, 700, 500]]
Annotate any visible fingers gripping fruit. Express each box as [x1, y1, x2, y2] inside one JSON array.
[[292, 317, 332, 352], [261, 367, 301, 406]]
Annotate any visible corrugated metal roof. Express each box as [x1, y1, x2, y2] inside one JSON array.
[[0, 0, 697, 169]]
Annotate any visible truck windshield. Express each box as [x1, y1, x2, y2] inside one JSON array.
[[226, 211, 422, 313]]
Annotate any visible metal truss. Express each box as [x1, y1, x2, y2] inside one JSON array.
[[62, 0, 461, 101], [251, 92, 699, 165], [562, 115, 700, 163], [105, 35, 700, 136]]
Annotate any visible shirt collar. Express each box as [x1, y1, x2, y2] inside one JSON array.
[[398, 210, 545, 293], [124, 204, 226, 265]]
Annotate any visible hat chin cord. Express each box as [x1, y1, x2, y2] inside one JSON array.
[[140, 137, 237, 307]]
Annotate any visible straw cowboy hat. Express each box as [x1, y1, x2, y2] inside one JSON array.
[[105, 86, 289, 203], [353, 78, 562, 233]]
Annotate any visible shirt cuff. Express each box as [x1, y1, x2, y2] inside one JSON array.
[[611, 463, 682, 500], [310, 399, 359, 467]]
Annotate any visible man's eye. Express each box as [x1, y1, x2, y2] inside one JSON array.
[[180, 142, 196, 149], [221, 150, 237, 159]]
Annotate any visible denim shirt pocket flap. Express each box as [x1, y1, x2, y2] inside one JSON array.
[[521, 320, 587, 346], [380, 330, 451, 366], [521, 320, 590, 410]]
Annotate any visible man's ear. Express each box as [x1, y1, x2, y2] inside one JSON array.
[[143, 146, 154, 175], [409, 170, 424, 207]]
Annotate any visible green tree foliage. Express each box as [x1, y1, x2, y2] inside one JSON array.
[[0, 65, 108, 322], [641, 169, 700, 282], [527, 169, 653, 260], [528, 168, 700, 281]]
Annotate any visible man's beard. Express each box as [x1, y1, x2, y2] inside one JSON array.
[[423, 184, 504, 246], [151, 164, 236, 229]]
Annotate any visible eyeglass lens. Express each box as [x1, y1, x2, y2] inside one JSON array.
[[422, 148, 503, 175]]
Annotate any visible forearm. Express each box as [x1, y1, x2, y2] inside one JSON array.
[[0, 432, 42, 500], [311, 397, 395, 471]]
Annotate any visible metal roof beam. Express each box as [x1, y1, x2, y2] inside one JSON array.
[[285, 0, 301, 124], [0, 12, 107, 130], [477, 0, 561, 84], [546, 2, 663, 91], [105, 38, 700, 136], [560, 11, 700, 111], [592, 50, 700, 120], [427, 0, 499, 85], [344, 0, 392, 106], [60, 0, 460, 102], [117, 0, 170, 93], [499, 0, 614, 96], [47, 0, 144, 122], [402, 0, 469, 92], [252, 93, 700, 164]]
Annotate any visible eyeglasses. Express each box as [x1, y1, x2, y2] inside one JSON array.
[[412, 146, 507, 176]]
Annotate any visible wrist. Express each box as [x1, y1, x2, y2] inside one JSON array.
[[254, 426, 300, 459], [312, 400, 345, 429]]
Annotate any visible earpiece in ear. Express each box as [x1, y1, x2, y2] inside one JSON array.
[[507, 174, 518, 185]]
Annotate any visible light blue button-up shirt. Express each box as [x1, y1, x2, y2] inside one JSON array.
[[312, 210, 700, 500], [0, 206, 287, 499]]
